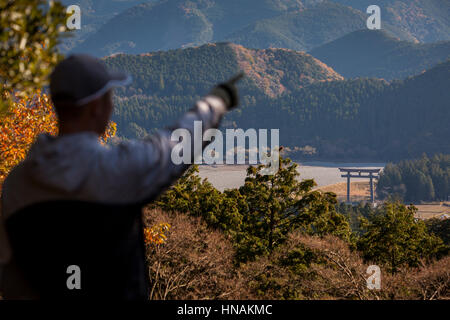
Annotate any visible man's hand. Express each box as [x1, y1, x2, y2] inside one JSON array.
[[210, 72, 244, 110]]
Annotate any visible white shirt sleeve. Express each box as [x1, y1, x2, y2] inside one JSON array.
[[95, 95, 228, 204]]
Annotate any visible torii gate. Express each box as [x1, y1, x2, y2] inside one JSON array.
[[339, 168, 381, 203]]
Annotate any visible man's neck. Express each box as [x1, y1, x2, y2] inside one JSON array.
[[58, 125, 99, 137]]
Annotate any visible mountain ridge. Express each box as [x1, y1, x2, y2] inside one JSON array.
[[328, 0, 450, 43], [224, 2, 415, 51], [72, 0, 430, 57], [103, 43, 449, 160], [310, 29, 450, 80], [229, 43, 343, 97], [104, 42, 343, 99], [74, 0, 305, 56]]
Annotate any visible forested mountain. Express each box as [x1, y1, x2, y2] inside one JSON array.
[[104, 43, 450, 160], [73, 0, 305, 56], [104, 42, 343, 136], [106, 43, 342, 98], [224, 2, 414, 51], [310, 30, 450, 80], [64, 0, 450, 160], [247, 60, 450, 160], [72, 0, 424, 56], [59, 0, 151, 52], [328, 0, 450, 43]]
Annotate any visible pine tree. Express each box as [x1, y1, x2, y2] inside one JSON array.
[[358, 202, 447, 273], [236, 156, 352, 261]]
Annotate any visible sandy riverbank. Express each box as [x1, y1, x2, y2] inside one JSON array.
[[198, 162, 385, 191]]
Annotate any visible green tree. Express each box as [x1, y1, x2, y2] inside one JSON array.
[[154, 165, 242, 236], [0, 0, 67, 111], [336, 202, 374, 235], [425, 218, 450, 245], [357, 201, 447, 273], [236, 156, 352, 262], [378, 154, 450, 202], [154, 155, 353, 263]]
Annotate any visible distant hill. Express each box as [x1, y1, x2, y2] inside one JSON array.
[[309, 30, 450, 80], [73, 0, 306, 56], [66, 0, 450, 56], [225, 2, 414, 51], [260, 60, 450, 160], [371, 59, 450, 157], [328, 0, 450, 43], [59, 0, 150, 53], [104, 43, 450, 160], [105, 42, 343, 99], [72, 0, 420, 56], [104, 42, 344, 137]]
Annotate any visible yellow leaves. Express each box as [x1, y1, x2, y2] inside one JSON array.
[[144, 223, 171, 246], [0, 90, 57, 180], [0, 0, 67, 101], [0, 90, 117, 181], [101, 120, 117, 144]]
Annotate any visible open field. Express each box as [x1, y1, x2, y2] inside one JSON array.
[[414, 203, 450, 220], [317, 182, 450, 219], [199, 164, 449, 220], [198, 162, 385, 192], [316, 181, 373, 202]]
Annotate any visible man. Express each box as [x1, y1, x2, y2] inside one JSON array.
[[0, 54, 242, 299]]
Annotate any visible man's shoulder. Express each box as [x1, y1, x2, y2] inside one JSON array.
[[99, 138, 161, 169]]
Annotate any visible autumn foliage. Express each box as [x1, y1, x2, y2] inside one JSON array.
[[142, 209, 450, 300], [143, 209, 246, 300], [0, 90, 117, 181], [144, 223, 171, 245]]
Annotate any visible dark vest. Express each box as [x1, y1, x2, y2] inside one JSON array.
[[5, 201, 149, 300]]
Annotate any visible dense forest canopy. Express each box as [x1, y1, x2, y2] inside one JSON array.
[[378, 154, 450, 202], [104, 43, 450, 161]]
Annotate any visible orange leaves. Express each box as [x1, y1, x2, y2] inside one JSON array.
[[144, 223, 171, 246], [101, 120, 117, 145], [0, 90, 117, 181], [0, 90, 58, 180]]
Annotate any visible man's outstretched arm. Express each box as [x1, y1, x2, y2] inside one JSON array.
[[100, 75, 243, 204]]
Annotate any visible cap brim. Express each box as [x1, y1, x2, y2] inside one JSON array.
[[109, 71, 132, 84], [75, 72, 132, 106]]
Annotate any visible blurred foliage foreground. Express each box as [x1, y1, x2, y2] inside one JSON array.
[[0, 91, 117, 181], [0, 0, 68, 112]]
